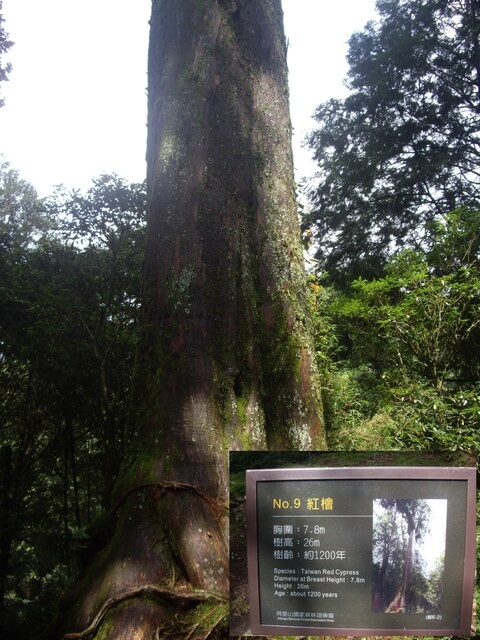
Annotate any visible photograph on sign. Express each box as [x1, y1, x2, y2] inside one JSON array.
[[372, 498, 447, 616], [244, 465, 476, 637]]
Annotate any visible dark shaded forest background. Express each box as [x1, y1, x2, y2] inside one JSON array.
[[0, 0, 478, 637]]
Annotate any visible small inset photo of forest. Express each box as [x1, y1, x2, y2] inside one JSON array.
[[372, 498, 446, 615]]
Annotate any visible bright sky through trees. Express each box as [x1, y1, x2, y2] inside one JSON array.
[[0, 0, 377, 195], [418, 499, 447, 574], [373, 499, 447, 576]]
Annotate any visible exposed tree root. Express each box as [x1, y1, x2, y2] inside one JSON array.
[[110, 482, 226, 519], [62, 584, 227, 640]]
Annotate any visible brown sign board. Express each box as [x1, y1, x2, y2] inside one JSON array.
[[246, 466, 476, 636]]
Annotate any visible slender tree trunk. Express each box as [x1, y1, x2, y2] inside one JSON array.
[[402, 511, 416, 610], [372, 541, 390, 612], [60, 1, 324, 637], [66, 414, 82, 530], [63, 428, 71, 564], [0, 445, 13, 603]]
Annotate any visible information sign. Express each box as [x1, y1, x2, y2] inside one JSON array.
[[246, 466, 476, 636]]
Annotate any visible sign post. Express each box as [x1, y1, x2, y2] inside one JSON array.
[[246, 466, 476, 636]]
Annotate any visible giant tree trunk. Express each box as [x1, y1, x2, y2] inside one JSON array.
[[386, 501, 417, 613], [61, 1, 324, 637]]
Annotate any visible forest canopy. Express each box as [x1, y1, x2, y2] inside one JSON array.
[[304, 0, 480, 459], [0, 165, 146, 635], [304, 0, 480, 284], [0, 0, 13, 108]]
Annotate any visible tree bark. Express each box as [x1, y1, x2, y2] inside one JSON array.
[[386, 500, 416, 613], [60, 1, 324, 637]]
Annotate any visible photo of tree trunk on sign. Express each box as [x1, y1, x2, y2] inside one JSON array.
[[372, 498, 446, 615], [57, 1, 324, 638]]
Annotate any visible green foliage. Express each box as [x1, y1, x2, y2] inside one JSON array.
[[0, 163, 146, 637], [386, 383, 480, 453], [304, 0, 480, 283], [314, 209, 480, 456], [424, 552, 444, 612], [48, 173, 146, 249], [0, 159, 47, 249], [306, 274, 341, 374], [343, 257, 480, 390], [321, 366, 394, 450], [0, 2, 13, 107], [426, 208, 480, 274]]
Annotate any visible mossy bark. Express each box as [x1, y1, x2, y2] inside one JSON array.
[[60, 1, 325, 637]]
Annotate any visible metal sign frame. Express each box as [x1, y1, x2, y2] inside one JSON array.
[[246, 466, 476, 636]]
